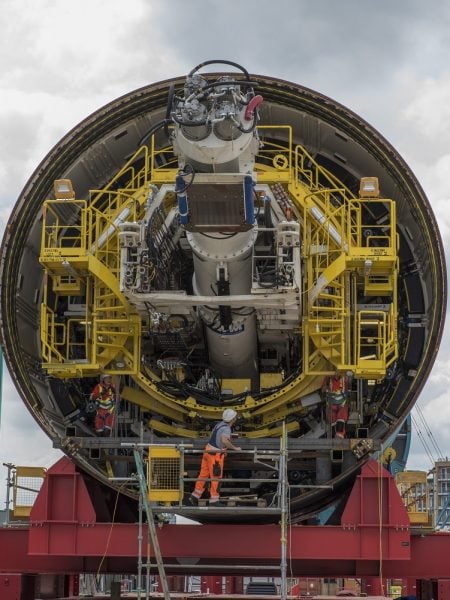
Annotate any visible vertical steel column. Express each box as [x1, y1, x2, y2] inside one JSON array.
[[405, 577, 418, 596], [137, 478, 143, 600], [146, 516, 151, 599], [2, 463, 15, 526], [438, 580, 450, 600], [201, 576, 223, 594], [363, 577, 385, 595], [280, 422, 288, 600], [66, 574, 79, 597]]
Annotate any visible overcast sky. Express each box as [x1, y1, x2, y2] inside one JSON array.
[[1, 0, 450, 507]]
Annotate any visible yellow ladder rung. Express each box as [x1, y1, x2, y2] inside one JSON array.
[[359, 320, 383, 327]]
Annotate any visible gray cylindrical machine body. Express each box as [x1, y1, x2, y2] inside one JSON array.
[[188, 229, 258, 379]]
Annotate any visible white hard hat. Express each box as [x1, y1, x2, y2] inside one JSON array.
[[222, 408, 237, 422], [100, 373, 112, 381]]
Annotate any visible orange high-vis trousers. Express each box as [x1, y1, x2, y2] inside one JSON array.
[[95, 407, 115, 433], [328, 402, 349, 438], [192, 444, 225, 502]]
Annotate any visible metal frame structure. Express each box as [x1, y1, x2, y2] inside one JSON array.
[[39, 130, 398, 385], [3, 458, 450, 598], [1, 65, 446, 535]]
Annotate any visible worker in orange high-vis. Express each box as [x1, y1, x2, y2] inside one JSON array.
[[90, 374, 117, 436], [322, 370, 350, 438], [188, 408, 241, 506]]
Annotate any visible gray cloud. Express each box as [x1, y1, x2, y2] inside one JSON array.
[[150, 1, 450, 86]]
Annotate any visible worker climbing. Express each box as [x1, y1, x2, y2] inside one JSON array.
[[188, 408, 241, 506], [322, 370, 351, 438], [90, 374, 117, 436]]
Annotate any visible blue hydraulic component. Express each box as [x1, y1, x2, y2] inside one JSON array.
[[382, 416, 412, 475], [176, 174, 189, 225], [244, 175, 255, 225], [318, 504, 336, 526]]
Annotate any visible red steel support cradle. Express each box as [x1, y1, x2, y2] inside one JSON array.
[[1, 456, 450, 582]]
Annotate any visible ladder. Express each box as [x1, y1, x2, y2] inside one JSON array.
[[133, 449, 171, 600]]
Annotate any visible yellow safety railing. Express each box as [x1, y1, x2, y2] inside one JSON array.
[[148, 125, 296, 183], [299, 171, 397, 376], [40, 304, 66, 364], [295, 144, 355, 199], [255, 126, 293, 180], [65, 317, 90, 362], [356, 310, 386, 368], [13, 466, 46, 518], [395, 470, 432, 527], [40, 283, 92, 367], [41, 199, 88, 256], [90, 145, 150, 207], [92, 317, 141, 373], [347, 198, 397, 259], [40, 170, 146, 374], [301, 186, 350, 371], [150, 135, 178, 182]]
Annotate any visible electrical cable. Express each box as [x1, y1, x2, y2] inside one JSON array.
[[411, 412, 436, 466], [171, 113, 208, 127], [138, 119, 170, 147], [175, 163, 195, 194], [155, 377, 248, 407], [164, 83, 175, 138], [96, 482, 126, 580], [238, 112, 258, 134], [200, 232, 237, 239], [415, 402, 443, 459]]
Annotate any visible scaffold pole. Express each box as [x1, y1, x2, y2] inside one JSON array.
[[133, 449, 170, 600]]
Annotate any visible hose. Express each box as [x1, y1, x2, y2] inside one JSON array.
[[138, 119, 169, 147], [164, 84, 175, 137], [175, 163, 195, 195], [188, 59, 251, 80], [238, 112, 258, 134]]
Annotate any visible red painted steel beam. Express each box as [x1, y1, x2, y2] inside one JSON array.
[[3, 524, 450, 576], [0, 527, 148, 574], [27, 522, 409, 561], [382, 533, 450, 578], [26, 457, 411, 563], [1, 456, 449, 577]]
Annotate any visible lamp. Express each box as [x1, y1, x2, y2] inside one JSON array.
[[359, 176, 379, 198], [53, 179, 75, 199]]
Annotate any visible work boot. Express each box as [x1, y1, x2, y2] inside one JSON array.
[[185, 495, 199, 506], [209, 500, 226, 507]]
